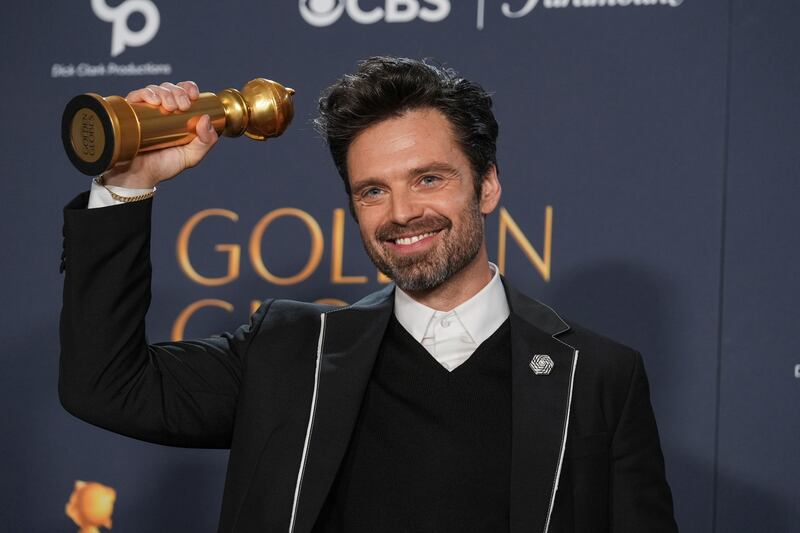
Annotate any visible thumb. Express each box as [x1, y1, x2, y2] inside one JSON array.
[[183, 114, 219, 168]]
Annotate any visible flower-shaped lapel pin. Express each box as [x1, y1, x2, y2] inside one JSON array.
[[529, 354, 554, 375]]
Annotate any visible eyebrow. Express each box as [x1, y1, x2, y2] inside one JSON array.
[[408, 162, 461, 177], [350, 162, 462, 193], [349, 177, 386, 194]]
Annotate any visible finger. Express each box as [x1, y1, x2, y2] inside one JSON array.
[[160, 82, 191, 111], [177, 81, 200, 100], [126, 87, 160, 105], [147, 84, 177, 111]]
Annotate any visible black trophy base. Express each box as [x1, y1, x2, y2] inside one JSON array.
[[62, 94, 116, 176]]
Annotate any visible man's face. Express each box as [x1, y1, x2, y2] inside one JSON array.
[[346, 107, 499, 292]]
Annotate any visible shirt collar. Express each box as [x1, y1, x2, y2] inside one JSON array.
[[393, 262, 510, 346]]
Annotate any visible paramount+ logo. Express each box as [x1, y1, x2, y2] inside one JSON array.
[[299, 0, 450, 27]]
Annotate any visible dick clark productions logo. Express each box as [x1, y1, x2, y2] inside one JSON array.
[[299, 0, 450, 27], [91, 0, 161, 57]]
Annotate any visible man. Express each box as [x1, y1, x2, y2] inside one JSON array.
[[60, 57, 678, 532]]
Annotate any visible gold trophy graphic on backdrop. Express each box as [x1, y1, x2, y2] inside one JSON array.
[[65, 480, 117, 533], [61, 78, 295, 175]]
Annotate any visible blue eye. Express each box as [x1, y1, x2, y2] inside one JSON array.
[[360, 187, 385, 201], [420, 175, 440, 186]]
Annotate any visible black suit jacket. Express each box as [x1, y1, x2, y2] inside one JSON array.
[[60, 193, 677, 533]]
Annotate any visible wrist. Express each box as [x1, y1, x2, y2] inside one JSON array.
[[95, 175, 156, 203], [100, 168, 159, 190]]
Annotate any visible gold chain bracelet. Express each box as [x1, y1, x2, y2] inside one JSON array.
[[95, 176, 156, 203]]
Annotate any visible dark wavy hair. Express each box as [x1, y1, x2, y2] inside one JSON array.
[[315, 56, 499, 196]]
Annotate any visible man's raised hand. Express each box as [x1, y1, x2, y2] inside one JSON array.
[[101, 81, 219, 189]]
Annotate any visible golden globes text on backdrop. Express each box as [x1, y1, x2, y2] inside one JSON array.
[[171, 205, 554, 340], [61, 78, 295, 175]]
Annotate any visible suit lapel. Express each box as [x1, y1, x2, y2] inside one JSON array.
[[290, 285, 394, 533], [505, 282, 579, 533]]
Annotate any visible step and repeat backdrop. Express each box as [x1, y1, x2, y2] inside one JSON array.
[[0, 1, 797, 531]]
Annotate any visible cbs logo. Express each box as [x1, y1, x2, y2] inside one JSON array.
[[91, 0, 160, 57], [299, 0, 450, 27]]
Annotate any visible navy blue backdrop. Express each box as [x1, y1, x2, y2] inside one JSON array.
[[0, 1, 797, 531]]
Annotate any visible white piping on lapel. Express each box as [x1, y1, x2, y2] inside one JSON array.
[[511, 292, 579, 532], [543, 344, 579, 533], [288, 312, 327, 533], [287, 298, 577, 533]]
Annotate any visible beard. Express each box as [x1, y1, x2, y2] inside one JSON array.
[[361, 197, 484, 292]]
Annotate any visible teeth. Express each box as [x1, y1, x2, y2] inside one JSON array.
[[395, 232, 435, 245]]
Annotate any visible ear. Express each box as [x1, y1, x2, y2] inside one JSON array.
[[479, 164, 501, 215]]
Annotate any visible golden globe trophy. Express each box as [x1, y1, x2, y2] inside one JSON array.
[[61, 78, 295, 175]]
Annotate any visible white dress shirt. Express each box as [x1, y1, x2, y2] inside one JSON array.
[[393, 264, 510, 371]]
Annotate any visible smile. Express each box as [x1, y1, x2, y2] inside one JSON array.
[[393, 231, 438, 246]]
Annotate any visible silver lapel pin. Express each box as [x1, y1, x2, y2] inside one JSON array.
[[530, 354, 554, 375]]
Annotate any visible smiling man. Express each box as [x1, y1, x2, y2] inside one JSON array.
[[60, 57, 678, 532], [347, 107, 497, 306]]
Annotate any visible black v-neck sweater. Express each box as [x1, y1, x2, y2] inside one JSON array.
[[313, 316, 512, 532]]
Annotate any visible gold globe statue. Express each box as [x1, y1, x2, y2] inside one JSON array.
[[62, 78, 295, 175]]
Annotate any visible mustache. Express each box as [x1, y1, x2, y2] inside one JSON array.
[[375, 215, 452, 241]]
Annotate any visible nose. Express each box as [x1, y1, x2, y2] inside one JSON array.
[[389, 189, 424, 225]]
